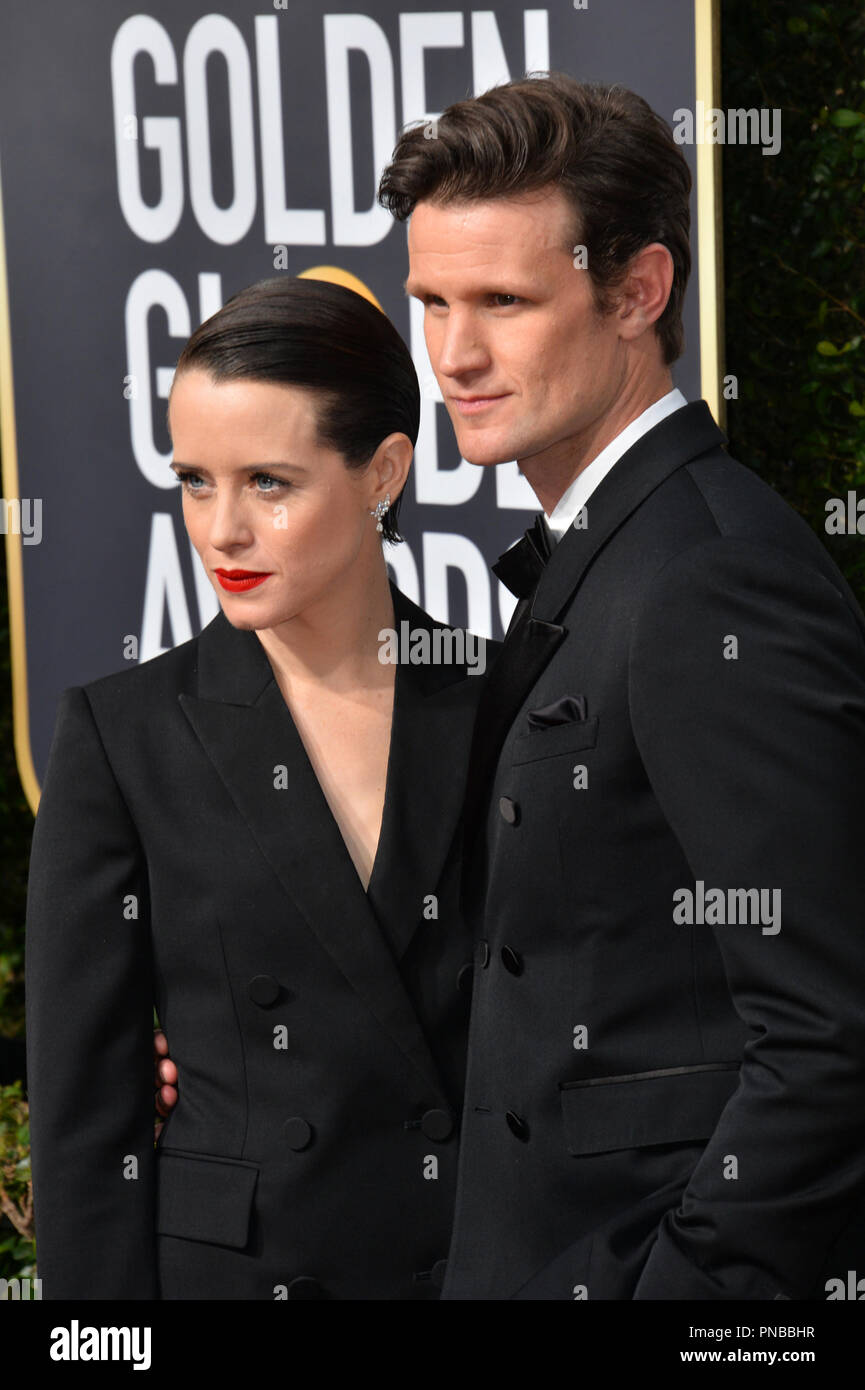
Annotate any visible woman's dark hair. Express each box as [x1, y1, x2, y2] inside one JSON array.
[[378, 72, 691, 365], [169, 276, 419, 543]]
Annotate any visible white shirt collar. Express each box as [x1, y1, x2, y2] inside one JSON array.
[[544, 388, 688, 542]]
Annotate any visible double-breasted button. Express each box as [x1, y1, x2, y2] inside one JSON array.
[[248, 974, 281, 1007], [499, 796, 520, 825], [286, 1276, 325, 1300], [505, 1111, 530, 1141], [430, 1259, 448, 1289], [478, 939, 490, 968], [456, 962, 474, 995], [501, 945, 524, 976], [421, 1108, 455, 1142], [282, 1117, 314, 1151]]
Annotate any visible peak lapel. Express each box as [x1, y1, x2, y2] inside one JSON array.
[[462, 401, 727, 857], [365, 584, 485, 959], [177, 603, 446, 1097]]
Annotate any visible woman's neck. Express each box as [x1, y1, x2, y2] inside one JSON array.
[[255, 559, 396, 698]]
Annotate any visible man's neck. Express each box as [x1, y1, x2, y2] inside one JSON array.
[[519, 375, 675, 516]]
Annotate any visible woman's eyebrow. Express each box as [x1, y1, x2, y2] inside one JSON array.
[[169, 460, 308, 473]]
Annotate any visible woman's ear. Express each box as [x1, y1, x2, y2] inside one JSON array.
[[368, 432, 414, 507]]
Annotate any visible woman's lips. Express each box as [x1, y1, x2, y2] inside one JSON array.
[[213, 569, 273, 593]]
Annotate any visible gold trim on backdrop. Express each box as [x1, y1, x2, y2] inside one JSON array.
[[0, 157, 39, 815], [695, 0, 725, 428]]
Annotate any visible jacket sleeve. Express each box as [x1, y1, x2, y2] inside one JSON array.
[[25, 685, 157, 1298], [628, 534, 865, 1300]]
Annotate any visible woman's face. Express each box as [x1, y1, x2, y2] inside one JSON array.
[[168, 370, 397, 631]]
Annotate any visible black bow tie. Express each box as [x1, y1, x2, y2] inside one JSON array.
[[492, 513, 554, 599]]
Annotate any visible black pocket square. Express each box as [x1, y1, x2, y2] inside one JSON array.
[[526, 695, 588, 730]]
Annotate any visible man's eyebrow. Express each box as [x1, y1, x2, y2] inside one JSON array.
[[403, 280, 540, 300]]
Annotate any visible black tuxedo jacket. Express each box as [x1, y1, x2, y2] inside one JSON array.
[[25, 582, 493, 1300], [444, 401, 865, 1301]]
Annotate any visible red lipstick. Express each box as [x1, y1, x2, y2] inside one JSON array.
[[213, 569, 272, 593]]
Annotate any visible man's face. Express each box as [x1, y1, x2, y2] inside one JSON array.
[[406, 185, 631, 476]]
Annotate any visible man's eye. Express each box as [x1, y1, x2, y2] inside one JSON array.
[[492, 294, 520, 307]]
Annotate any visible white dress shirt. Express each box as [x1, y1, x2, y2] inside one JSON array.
[[545, 388, 688, 543]]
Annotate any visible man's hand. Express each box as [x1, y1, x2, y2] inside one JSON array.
[[153, 1028, 178, 1140]]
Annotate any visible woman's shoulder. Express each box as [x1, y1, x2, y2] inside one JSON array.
[[77, 609, 227, 714]]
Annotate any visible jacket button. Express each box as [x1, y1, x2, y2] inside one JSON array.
[[499, 796, 520, 825], [282, 1117, 314, 1151], [505, 1111, 530, 1141], [286, 1276, 325, 1300], [456, 962, 474, 995], [421, 1108, 455, 1142], [478, 939, 490, 968], [501, 945, 524, 976], [430, 1259, 448, 1289], [248, 974, 281, 1006]]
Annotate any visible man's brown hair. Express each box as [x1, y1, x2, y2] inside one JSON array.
[[378, 72, 692, 364]]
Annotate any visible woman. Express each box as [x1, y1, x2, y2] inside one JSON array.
[[24, 276, 493, 1300]]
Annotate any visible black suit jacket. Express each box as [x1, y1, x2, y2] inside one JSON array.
[[25, 582, 494, 1300], [444, 401, 865, 1300]]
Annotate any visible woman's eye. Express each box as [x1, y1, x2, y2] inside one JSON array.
[[492, 294, 520, 307], [175, 470, 204, 491], [253, 473, 285, 493]]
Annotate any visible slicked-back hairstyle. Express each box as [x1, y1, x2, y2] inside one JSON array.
[[378, 72, 692, 364], [169, 276, 420, 543]]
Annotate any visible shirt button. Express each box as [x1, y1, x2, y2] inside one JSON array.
[[478, 940, 491, 968], [456, 962, 474, 995], [499, 796, 520, 825], [505, 1111, 530, 1142], [421, 1108, 455, 1142], [501, 945, 524, 976], [286, 1276, 325, 1299], [282, 1117, 314, 1151], [248, 974, 281, 1006], [430, 1259, 448, 1289]]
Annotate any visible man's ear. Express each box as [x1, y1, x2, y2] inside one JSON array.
[[615, 243, 674, 342], [368, 432, 413, 507]]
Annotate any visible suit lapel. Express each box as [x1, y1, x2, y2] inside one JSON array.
[[365, 585, 482, 959], [177, 581, 473, 1097], [462, 401, 727, 856]]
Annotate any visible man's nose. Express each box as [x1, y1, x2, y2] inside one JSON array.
[[433, 309, 490, 378]]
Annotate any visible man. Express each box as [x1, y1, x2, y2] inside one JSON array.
[[374, 73, 865, 1300], [158, 74, 865, 1299]]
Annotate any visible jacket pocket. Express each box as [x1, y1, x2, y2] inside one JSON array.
[[560, 1062, 741, 1156], [156, 1147, 259, 1249], [512, 716, 599, 765]]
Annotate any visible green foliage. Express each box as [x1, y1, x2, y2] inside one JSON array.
[[722, 0, 865, 596], [0, 1081, 35, 1283], [0, 585, 30, 1043]]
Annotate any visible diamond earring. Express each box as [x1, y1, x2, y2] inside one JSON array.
[[370, 493, 391, 533]]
